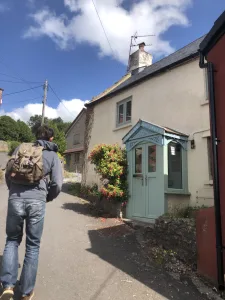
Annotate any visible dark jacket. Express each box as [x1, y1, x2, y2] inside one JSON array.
[[6, 140, 63, 202]]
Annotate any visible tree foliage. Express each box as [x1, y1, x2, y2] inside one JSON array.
[[0, 116, 19, 141], [17, 120, 34, 142], [28, 115, 69, 154]]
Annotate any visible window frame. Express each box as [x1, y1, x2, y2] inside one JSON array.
[[165, 141, 189, 195], [116, 97, 132, 127]]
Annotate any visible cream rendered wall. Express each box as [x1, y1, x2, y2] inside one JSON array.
[[86, 58, 213, 207]]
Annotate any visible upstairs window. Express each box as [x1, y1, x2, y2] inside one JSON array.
[[74, 134, 80, 145], [117, 97, 132, 126]]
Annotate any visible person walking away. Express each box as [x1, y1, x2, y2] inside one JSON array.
[[0, 125, 63, 300]]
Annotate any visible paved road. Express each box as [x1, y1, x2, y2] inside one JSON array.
[[0, 184, 207, 300]]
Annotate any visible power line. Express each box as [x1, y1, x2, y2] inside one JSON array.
[[4, 85, 43, 97], [0, 79, 38, 84], [48, 85, 76, 118], [91, 0, 116, 57], [0, 58, 43, 97], [2, 96, 41, 106]]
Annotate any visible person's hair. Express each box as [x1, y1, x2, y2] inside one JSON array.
[[36, 125, 54, 141]]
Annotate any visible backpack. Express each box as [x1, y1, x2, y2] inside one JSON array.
[[6, 143, 44, 185]]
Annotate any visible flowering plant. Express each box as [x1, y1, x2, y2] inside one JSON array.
[[89, 144, 128, 203]]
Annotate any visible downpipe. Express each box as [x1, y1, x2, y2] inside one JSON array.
[[199, 52, 225, 291]]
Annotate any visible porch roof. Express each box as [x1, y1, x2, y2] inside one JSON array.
[[64, 147, 84, 154], [122, 119, 189, 144]]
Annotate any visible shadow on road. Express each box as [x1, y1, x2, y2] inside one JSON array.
[[62, 202, 101, 218], [87, 225, 206, 300]]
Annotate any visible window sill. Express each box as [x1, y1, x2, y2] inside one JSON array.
[[165, 190, 191, 196], [201, 101, 209, 106], [204, 180, 213, 186], [113, 123, 133, 132]]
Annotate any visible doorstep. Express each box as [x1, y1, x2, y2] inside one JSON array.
[[123, 218, 154, 230]]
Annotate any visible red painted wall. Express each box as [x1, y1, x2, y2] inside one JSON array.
[[207, 34, 225, 256], [196, 207, 217, 282]]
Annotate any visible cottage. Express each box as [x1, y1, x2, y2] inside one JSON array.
[[197, 10, 225, 287], [64, 108, 86, 175], [84, 36, 213, 222]]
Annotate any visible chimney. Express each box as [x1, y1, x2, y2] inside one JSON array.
[[128, 42, 153, 75], [0, 88, 4, 106]]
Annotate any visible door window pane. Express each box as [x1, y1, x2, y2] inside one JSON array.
[[135, 148, 142, 173], [168, 142, 182, 189], [118, 104, 124, 124], [148, 145, 156, 172], [126, 101, 132, 122]]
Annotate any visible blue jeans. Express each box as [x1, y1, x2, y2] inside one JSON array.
[[0, 198, 46, 296]]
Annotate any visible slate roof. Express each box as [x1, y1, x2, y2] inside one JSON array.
[[86, 35, 206, 107], [91, 73, 131, 103], [199, 10, 225, 55]]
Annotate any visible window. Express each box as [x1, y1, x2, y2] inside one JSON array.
[[148, 145, 156, 172], [135, 148, 142, 173], [117, 98, 132, 126], [168, 142, 182, 189], [74, 134, 80, 145], [74, 153, 80, 164], [66, 154, 71, 166], [207, 137, 213, 180]]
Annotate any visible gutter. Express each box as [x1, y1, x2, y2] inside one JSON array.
[[86, 52, 199, 107], [199, 51, 225, 291]]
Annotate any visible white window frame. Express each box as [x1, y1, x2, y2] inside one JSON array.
[[116, 97, 132, 127]]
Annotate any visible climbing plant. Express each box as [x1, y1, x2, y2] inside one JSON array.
[[89, 144, 128, 204]]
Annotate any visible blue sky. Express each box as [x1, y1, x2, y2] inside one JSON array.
[[0, 0, 224, 122]]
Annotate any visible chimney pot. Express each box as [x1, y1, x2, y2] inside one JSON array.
[[139, 42, 146, 51]]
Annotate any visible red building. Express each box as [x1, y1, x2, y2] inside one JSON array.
[[198, 11, 225, 290]]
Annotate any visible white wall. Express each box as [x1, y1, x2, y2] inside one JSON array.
[[86, 58, 213, 207]]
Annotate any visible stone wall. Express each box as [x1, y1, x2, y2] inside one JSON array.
[[142, 216, 196, 273]]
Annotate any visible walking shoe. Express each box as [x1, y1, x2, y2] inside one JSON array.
[[0, 288, 14, 300], [21, 291, 34, 300]]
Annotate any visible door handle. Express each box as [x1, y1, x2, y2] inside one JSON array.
[[141, 176, 144, 186], [145, 175, 147, 185]]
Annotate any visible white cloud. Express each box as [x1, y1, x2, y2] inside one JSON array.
[[23, 0, 192, 64], [0, 99, 88, 122], [0, 3, 9, 12]]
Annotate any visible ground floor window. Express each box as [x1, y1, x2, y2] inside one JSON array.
[[66, 154, 71, 166], [167, 141, 186, 191], [74, 152, 80, 164]]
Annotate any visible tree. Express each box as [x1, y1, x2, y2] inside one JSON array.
[[48, 120, 66, 154], [28, 115, 67, 154], [52, 117, 71, 133], [0, 116, 19, 141], [28, 115, 49, 135], [17, 120, 34, 142]]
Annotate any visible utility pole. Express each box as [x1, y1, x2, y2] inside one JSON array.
[[41, 79, 48, 125]]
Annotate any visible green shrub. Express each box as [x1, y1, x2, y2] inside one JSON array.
[[89, 144, 128, 204], [8, 141, 20, 156]]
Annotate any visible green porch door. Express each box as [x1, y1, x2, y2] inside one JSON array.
[[132, 143, 163, 221]]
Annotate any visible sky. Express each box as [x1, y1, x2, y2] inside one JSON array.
[[0, 0, 224, 122]]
